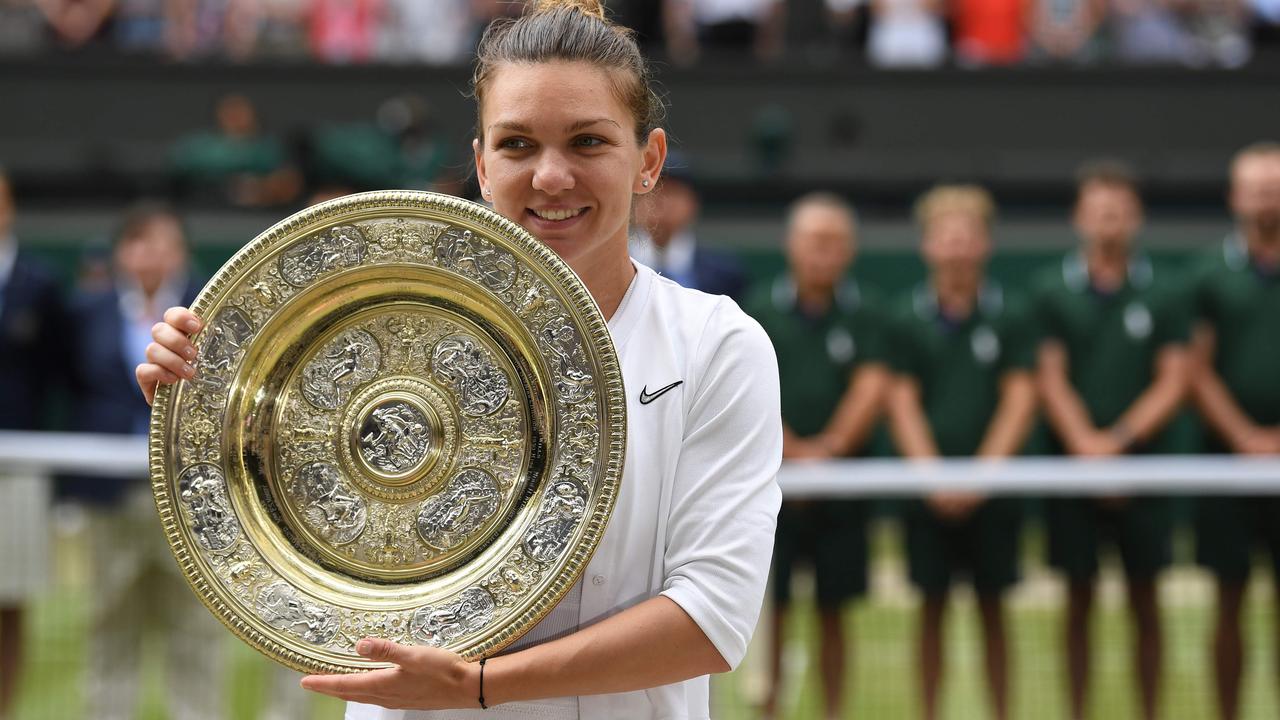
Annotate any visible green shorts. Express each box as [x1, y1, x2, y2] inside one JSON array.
[[1195, 495, 1280, 584], [772, 499, 869, 607], [1046, 496, 1172, 581], [904, 497, 1021, 596]]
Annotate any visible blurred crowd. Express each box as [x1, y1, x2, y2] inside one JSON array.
[[0, 0, 1278, 68], [2, 140, 1279, 719]]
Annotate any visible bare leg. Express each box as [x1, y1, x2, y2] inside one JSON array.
[[1128, 578, 1162, 720], [818, 605, 847, 720], [1066, 578, 1095, 720], [978, 593, 1009, 720], [0, 606, 23, 720], [761, 604, 787, 719], [921, 592, 948, 720], [1212, 580, 1245, 720]]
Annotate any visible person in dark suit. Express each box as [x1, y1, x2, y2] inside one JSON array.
[[63, 202, 227, 720], [631, 151, 748, 300], [0, 168, 64, 720]]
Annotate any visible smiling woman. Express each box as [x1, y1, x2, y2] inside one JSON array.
[[135, 1, 782, 718]]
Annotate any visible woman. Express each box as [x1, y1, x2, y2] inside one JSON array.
[[135, 2, 782, 717]]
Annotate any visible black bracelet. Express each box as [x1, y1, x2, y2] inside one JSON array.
[[478, 657, 487, 710]]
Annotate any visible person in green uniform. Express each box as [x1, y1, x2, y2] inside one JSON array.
[[886, 185, 1037, 720], [747, 193, 891, 720], [1035, 161, 1189, 720], [1190, 141, 1280, 720], [169, 93, 301, 207]]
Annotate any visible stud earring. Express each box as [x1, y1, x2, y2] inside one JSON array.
[[482, 187, 491, 197], [641, 179, 650, 188]]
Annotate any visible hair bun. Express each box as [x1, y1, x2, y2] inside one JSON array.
[[531, 0, 606, 20]]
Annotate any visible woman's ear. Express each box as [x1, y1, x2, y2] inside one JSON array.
[[636, 128, 667, 195]]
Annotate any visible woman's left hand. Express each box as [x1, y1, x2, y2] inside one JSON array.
[[301, 638, 477, 710]]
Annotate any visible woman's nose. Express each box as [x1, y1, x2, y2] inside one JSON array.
[[531, 150, 575, 195]]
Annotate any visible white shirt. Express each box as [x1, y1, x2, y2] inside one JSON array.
[[348, 262, 783, 720]]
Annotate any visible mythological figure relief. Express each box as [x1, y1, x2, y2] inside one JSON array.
[[178, 463, 241, 552], [357, 217, 445, 259], [256, 582, 341, 645], [522, 472, 589, 564], [435, 228, 517, 292], [539, 318, 594, 404], [483, 562, 538, 609], [301, 329, 382, 410], [416, 468, 502, 551], [359, 400, 431, 473], [279, 225, 366, 287], [200, 308, 254, 374], [409, 587, 496, 647], [431, 334, 511, 416], [289, 462, 369, 546]]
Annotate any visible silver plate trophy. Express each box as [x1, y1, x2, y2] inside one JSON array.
[[148, 191, 625, 673]]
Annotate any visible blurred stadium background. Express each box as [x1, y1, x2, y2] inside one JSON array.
[[2, 1, 1280, 719]]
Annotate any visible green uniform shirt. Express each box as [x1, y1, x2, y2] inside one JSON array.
[[886, 283, 1035, 457], [745, 277, 886, 438], [1033, 252, 1190, 429], [1193, 235, 1280, 426]]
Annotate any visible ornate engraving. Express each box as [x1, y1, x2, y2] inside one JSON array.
[[256, 582, 340, 645], [522, 473, 589, 564], [409, 588, 496, 647], [435, 227, 518, 292], [416, 469, 502, 551], [279, 225, 366, 287], [431, 334, 512, 416], [540, 318, 594, 403], [288, 463, 368, 546], [301, 329, 382, 410], [178, 463, 240, 552], [358, 400, 432, 473], [200, 307, 254, 376]]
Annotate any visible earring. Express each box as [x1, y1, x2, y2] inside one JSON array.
[[482, 187, 491, 197], [641, 179, 650, 188]]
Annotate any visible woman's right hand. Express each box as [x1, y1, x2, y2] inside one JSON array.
[[136, 306, 204, 406]]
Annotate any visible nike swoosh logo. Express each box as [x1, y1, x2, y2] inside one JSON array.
[[639, 381, 683, 405]]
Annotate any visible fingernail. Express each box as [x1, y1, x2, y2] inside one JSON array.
[[183, 363, 195, 377], [184, 346, 196, 360], [186, 319, 200, 332], [356, 640, 372, 654]]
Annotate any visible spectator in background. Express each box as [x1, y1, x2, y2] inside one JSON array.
[[61, 203, 226, 720], [630, 152, 747, 300], [170, 93, 301, 208], [0, 0, 48, 54], [307, 0, 382, 64], [1190, 142, 1280, 720], [866, 0, 948, 67], [886, 185, 1036, 720], [1108, 0, 1199, 63], [1029, 0, 1106, 62], [748, 193, 891, 720], [663, 0, 786, 65], [309, 93, 454, 195], [37, 0, 115, 49], [1035, 161, 1188, 720], [0, 168, 62, 720], [950, 0, 1033, 64], [377, 0, 477, 65]]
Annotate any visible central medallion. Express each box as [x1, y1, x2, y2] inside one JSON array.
[[354, 395, 435, 483], [337, 376, 457, 503]]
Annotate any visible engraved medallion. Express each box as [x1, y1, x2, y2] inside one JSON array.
[[149, 191, 625, 673]]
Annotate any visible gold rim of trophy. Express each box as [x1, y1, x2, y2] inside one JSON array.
[[148, 191, 626, 674]]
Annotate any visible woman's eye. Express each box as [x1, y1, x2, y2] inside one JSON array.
[[498, 137, 531, 150], [574, 136, 607, 148]]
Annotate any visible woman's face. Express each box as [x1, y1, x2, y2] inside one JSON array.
[[475, 60, 665, 271]]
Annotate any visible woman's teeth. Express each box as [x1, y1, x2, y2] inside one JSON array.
[[533, 208, 583, 221]]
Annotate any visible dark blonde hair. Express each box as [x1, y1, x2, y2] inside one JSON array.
[[914, 184, 996, 229], [472, 0, 665, 145]]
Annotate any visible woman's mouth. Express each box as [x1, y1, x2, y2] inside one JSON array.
[[530, 207, 587, 222]]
